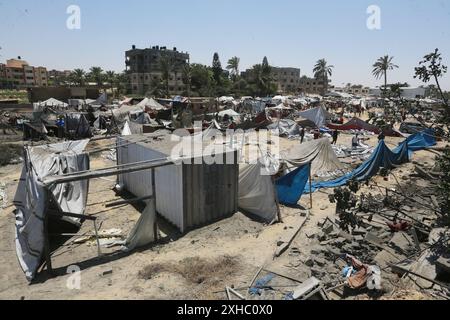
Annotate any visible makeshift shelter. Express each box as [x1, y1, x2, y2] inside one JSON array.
[[238, 159, 278, 222], [282, 138, 348, 180], [306, 129, 436, 192], [217, 109, 241, 121], [137, 97, 165, 111], [267, 119, 300, 137], [35, 98, 69, 110], [117, 134, 239, 233], [297, 106, 331, 128], [65, 113, 92, 139], [14, 140, 90, 281]]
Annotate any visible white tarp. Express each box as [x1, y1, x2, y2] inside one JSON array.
[[282, 138, 348, 180], [14, 140, 90, 281], [122, 199, 156, 251], [297, 106, 331, 128], [238, 159, 278, 222], [137, 97, 165, 110]]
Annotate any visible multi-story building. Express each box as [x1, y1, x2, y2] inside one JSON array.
[[298, 76, 326, 94], [0, 58, 48, 89], [125, 45, 189, 95], [330, 84, 370, 95], [34, 67, 49, 87], [271, 67, 301, 94]]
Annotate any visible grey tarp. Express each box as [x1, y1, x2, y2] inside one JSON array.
[[238, 159, 278, 222], [267, 119, 300, 137], [297, 106, 331, 128], [13, 140, 90, 281], [282, 138, 348, 180]]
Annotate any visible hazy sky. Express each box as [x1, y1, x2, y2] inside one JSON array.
[[1, 0, 449, 89]]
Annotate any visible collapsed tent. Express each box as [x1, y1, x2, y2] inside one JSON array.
[[306, 129, 436, 193], [267, 119, 300, 137], [13, 140, 90, 281], [238, 160, 278, 222], [283, 138, 348, 180], [328, 117, 380, 134], [297, 106, 331, 128], [137, 97, 165, 111], [65, 113, 92, 138], [275, 163, 311, 206]]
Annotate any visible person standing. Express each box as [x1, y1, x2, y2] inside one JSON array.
[[300, 127, 305, 144], [332, 129, 339, 145], [352, 133, 359, 149]]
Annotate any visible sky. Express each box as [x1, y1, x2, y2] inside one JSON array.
[[0, 0, 449, 90]]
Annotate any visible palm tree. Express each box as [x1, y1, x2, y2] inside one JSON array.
[[105, 71, 116, 96], [226, 57, 240, 81], [313, 59, 334, 95], [182, 64, 192, 97], [372, 55, 399, 96], [159, 56, 173, 98], [71, 69, 86, 86], [89, 66, 104, 86]]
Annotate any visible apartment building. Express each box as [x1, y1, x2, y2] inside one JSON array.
[[298, 76, 326, 94], [0, 58, 48, 89], [271, 67, 301, 94], [125, 45, 189, 95]]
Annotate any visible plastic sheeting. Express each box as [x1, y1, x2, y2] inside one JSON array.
[[122, 199, 156, 251], [267, 119, 300, 137], [238, 160, 278, 222], [276, 163, 311, 206], [282, 138, 348, 180], [297, 106, 331, 128], [14, 140, 90, 281], [328, 117, 381, 134], [306, 129, 436, 193]]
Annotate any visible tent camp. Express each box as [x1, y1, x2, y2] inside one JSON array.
[[33, 98, 68, 111], [296, 106, 331, 128], [14, 140, 90, 281], [282, 138, 348, 180]]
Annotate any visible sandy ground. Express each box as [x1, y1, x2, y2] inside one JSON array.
[[0, 125, 444, 300]]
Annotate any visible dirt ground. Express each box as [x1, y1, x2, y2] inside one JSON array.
[[0, 125, 445, 300]]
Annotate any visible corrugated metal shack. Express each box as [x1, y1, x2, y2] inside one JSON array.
[[117, 133, 239, 232]]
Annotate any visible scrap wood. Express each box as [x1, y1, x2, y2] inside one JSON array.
[[274, 212, 310, 258]]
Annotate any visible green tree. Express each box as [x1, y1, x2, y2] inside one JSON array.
[[89, 67, 105, 86], [70, 69, 86, 86], [182, 64, 192, 97], [105, 71, 116, 95], [414, 48, 448, 107], [372, 55, 398, 97], [313, 58, 334, 95], [227, 56, 240, 82], [191, 63, 215, 97], [212, 52, 223, 85]]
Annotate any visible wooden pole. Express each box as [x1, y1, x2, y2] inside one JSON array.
[[272, 176, 282, 223], [43, 189, 54, 276], [309, 163, 313, 209], [152, 168, 158, 242]]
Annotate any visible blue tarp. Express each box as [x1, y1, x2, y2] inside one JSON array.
[[276, 163, 311, 206], [305, 129, 436, 193]]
